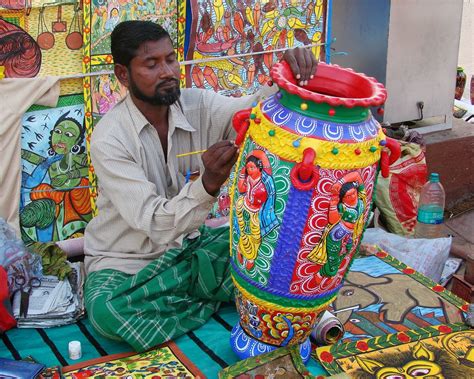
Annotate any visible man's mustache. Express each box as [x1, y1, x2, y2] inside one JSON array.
[[156, 79, 180, 89]]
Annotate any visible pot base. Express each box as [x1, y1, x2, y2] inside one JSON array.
[[230, 323, 311, 363]]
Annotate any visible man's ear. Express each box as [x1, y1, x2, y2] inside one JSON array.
[[114, 64, 129, 88]]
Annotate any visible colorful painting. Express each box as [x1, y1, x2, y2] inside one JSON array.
[[0, 2, 83, 78], [234, 149, 279, 271], [19, 94, 92, 243], [219, 344, 311, 379], [316, 325, 474, 378], [63, 342, 204, 378], [185, 0, 327, 96], [81, 0, 187, 212], [307, 171, 367, 277], [330, 253, 469, 343]]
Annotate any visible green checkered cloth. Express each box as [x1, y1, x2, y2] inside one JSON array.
[[84, 226, 234, 352]]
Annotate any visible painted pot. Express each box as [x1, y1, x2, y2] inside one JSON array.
[[229, 61, 400, 361]]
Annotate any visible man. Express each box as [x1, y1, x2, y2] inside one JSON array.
[[84, 20, 317, 352]]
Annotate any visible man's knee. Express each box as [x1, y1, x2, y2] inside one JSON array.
[[86, 295, 121, 341]]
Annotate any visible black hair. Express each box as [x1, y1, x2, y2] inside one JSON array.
[[339, 181, 358, 202], [111, 20, 171, 68], [49, 111, 85, 155], [246, 155, 264, 171]]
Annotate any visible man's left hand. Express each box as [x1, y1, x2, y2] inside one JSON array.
[[282, 47, 318, 87]]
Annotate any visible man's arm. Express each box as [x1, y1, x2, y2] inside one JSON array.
[[91, 136, 215, 246], [91, 136, 237, 246]]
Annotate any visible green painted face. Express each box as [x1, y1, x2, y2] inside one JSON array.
[[51, 119, 81, 155]]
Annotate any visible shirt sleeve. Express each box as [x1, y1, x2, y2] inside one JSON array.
[[91, 134, 216, 246], [182, 85, 278, 144]]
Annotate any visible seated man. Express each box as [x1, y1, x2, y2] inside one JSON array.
[[84, 20, 318, 352]]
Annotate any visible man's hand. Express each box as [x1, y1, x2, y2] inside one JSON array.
[[201, 140, 239, 196], [282, 46, 318, 86]]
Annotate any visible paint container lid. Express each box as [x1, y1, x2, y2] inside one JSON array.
[[68, 340, 82, 360]]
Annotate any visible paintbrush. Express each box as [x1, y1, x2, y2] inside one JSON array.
[[176, 149, 207, 158]]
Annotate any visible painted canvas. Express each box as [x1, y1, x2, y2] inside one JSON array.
[[63, 341, 204, 378], [185, 0, 327, 96], [316, 325, 474, 378], [218, 345, 311, 379], [19, 94, 92, 243], [330, 252, 468, 343], [0, 1, 83, 79]]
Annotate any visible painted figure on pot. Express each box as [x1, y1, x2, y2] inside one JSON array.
[[308, 171, 367, 277], [235, 149, 278, 271]]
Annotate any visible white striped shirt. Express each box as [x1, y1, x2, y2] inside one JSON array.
[[84, 87, 275, 274]]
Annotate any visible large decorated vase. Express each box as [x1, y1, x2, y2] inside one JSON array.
[[229, 61, 400, 361]]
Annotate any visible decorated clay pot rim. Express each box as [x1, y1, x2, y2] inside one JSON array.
[[270, 61, 387, 108]]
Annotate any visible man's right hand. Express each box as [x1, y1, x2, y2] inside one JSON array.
[[201, 140, 239, 196]]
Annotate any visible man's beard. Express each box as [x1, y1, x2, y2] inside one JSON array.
[[129, 78, 181, 106]]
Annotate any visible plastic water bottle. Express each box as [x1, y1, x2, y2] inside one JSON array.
[[414, 173, 445, 239]]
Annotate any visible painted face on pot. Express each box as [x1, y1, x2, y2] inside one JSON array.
[[51, 119, 81, 155], [342, 188, 358, 207], [246, 161, 261, 180], [127, 38, 181, 106]]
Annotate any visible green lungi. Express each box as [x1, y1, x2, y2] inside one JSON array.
[[84, 226, 234, 352]]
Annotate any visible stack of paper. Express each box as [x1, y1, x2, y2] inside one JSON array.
[[12, 262, 84, 328]]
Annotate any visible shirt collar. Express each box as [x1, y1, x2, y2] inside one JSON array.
[[124, 93, 196, 134]]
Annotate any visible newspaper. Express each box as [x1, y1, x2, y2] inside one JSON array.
[[12, 262, 84, 328]]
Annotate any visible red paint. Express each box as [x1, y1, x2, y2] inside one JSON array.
[[356, 341, 369, 351], [319, 351, 334, 363], [397, 332, 411, 343], [270, 61, 387, 108]]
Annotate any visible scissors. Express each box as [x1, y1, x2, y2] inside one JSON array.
[[13, 275, 41, 318]]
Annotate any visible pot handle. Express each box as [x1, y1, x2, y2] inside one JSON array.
[[380, 137, 401, 178], [290, 148, 320, 190], [232, 109, 252, 146]]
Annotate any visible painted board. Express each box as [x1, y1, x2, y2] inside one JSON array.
[[19, 93, 91, 243], [330, 252, 469, 343], [316, 325, 474, 378], [0, 2, 83, 79], [185, 0, 327, 96], [62, 341, 204, 378]]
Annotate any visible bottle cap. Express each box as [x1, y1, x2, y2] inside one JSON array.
[[429, 173, 440, 183], [68, 340, 82, 360], [457, 66, 464, 72]]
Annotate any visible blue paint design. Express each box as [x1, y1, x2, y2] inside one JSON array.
[[260, 95, 380, 142], [230, 323, 311, 363], [268, 186, 314, 292], [231, 259, 342, 300], [350, 256, 400, 277], [281, 316, 294, 346]]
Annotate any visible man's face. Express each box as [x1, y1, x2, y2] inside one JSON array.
[[127, 38, 181, 106]]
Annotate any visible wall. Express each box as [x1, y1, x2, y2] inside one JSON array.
[[458, 0, 474, 98]]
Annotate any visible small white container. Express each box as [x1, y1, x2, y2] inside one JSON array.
[[68, 340, 82, 360]]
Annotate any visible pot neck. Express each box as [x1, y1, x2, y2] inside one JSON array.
[[277, 88, 371, 123]]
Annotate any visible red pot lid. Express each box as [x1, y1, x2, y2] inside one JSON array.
[[271, 61, 387, 108]]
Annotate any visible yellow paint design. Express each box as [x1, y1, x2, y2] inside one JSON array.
[[233, 278, 334, 313], [249, 106, 384, 169]]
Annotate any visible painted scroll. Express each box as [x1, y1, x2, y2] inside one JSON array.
[[20, 93, 91, 243], [0, 1, 83, 81], [185, 0, 327, 96]]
